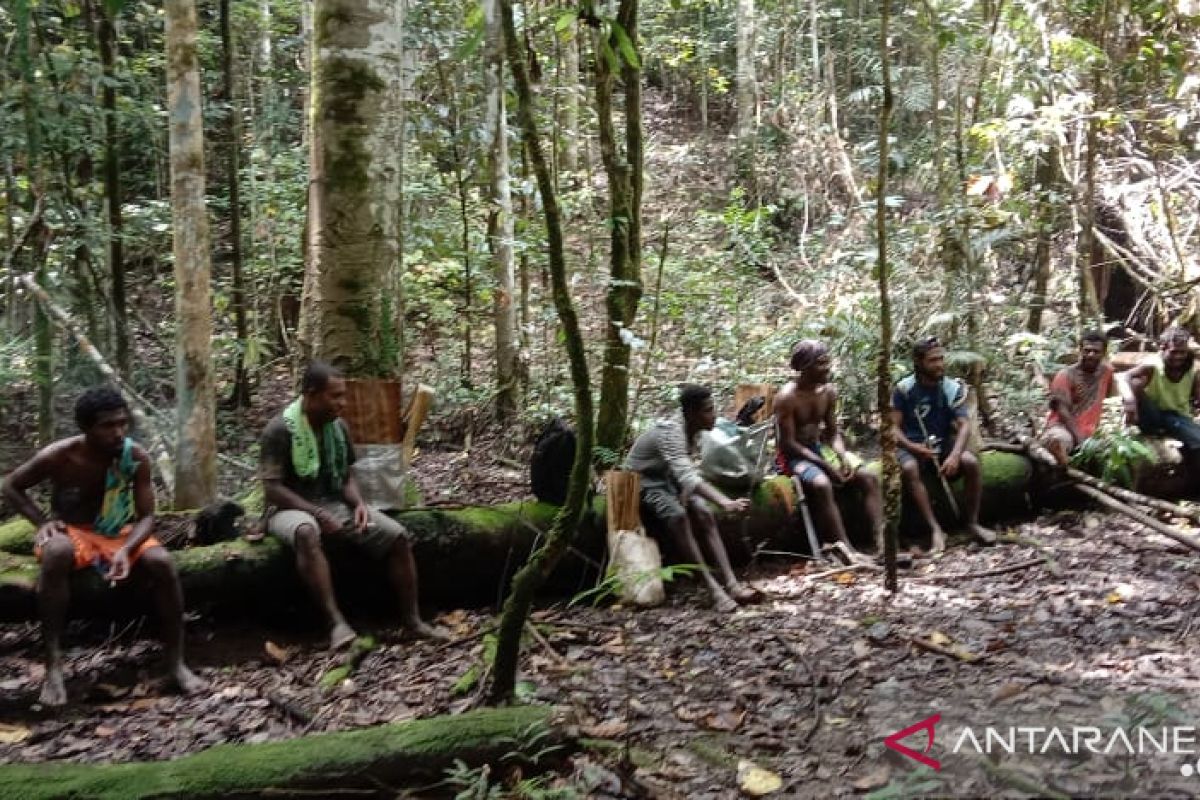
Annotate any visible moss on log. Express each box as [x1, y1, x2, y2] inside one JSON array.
[[0, 454, 1039, 618], [0, 705, 570, 800]]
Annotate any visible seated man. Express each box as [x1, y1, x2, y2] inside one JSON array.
[[1040, 331, 1116, 466], [774, 340, 883, 559], [1118, 326, 1200, 480], [260, 362, 444, 648], [891, 337, 996, 552], [1, 387, 205, 706], [624, 385, 754, 612]]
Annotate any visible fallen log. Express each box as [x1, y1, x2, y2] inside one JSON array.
[[1072, 483, 1200, 553], [0, 453, 1035, 620], [0, 705, 573, 800]]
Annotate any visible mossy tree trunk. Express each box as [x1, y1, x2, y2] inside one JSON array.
[[490, 0, 595, 705], [875, 0, 899, 592], [298, 0, 405, 376], [593, 0, 643, 463], [166, 0, 217, 508], [486, 0, 520, 422]]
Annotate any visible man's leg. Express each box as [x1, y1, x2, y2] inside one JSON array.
[[135, 546, 206, 694], [959, 451, 996, 544], [1040, 425, 1075, 467], [366, 511, 448, 640], [802, 472, 863, 559], [270, 511, 355, 648], [900, 456, 945, 553], [685, 496, 756, 604], [36, 536, 75, 706]]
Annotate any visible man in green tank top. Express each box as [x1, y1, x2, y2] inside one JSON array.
[[1118, 327, 1200, 481]]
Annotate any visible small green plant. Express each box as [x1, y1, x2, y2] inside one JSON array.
[[865, 766, 945, 800], [1071, 422, 1156, 488], [569, 562, 706, 607]]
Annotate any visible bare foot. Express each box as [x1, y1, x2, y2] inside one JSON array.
[[329, 622, 358, 650], [727, 582, 760, 603], [711, 589, 738, 613], [170, 663, 208, 696], [403, 621, 451, 642], [969, 524, 997, 545], [39, 666, 67, 707], [928, 529, 947, 555]]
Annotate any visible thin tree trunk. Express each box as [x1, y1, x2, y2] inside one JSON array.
[[166, 0, 217, 508], [876, 0, 899, 592], [94, 1, 129, 379], [559, 6, 578, 173], [34, 227, 53, 447], [221, 0, 251, 407], [486, 0, 519, 421], [489, 0, 594, 706], [1027, 140, 1057, 334], [735, 0, 757, 188]]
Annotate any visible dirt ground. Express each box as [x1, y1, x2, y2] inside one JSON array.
[[1, 505, 1198, 799]]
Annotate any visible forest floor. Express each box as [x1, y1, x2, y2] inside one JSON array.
[[1, 506, 1198, 798]]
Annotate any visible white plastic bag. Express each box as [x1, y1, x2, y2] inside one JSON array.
[[607, 527, 666, 607]]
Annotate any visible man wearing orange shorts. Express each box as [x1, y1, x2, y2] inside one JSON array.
[[2, 387, 205, 706]]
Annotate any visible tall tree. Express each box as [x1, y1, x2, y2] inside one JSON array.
[[485, 0, 520, 421], [489, 0, 594, 705], [220, 0, 251, 407], [166, 0, 217, 507], [735, 0, 757, 185], [298, 0, 406, 375], [558, 18, 579, 174], [593, 1, 644, 460]]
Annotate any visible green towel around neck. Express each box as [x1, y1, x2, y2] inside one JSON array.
[[95, 438, 136, 537], [283, 397, 348, 491]]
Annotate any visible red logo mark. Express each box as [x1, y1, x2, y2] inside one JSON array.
[[884, 713, 942, 771]]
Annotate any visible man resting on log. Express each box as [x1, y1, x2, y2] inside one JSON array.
[[624, 384, 754, 612], [774, 339, 882, 560], [1118, 325, 1200, 486], [1, 387, 206, 706], [259, 362, 445, 649], [1040, 330, 1116, 466], [891, 337, 996, 552]]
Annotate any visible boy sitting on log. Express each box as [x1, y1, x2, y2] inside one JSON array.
[[1118, 326, 1200, 484], [891, 337, 996, 552], [774, 339, 882, 559], [1, 387, 206, 706], [624, 384, 755, 612], [1040, 331, 1116, 466], [259, 361, 445, 648]]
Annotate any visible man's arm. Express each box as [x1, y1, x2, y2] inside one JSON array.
[[1047, 370, 1082, 442], [692, 479, 749, 513], [342, 472, 370, 531], [1, 450, 54, 527], [1191, 365, 1200, 414], [1116, 365, 1151, 425], [889, 407, 932, 458], [823, 387, 851, 473]]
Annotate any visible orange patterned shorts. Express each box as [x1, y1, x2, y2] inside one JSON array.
[[34, 524, 161, 572]]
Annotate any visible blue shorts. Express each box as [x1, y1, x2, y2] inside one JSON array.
[[897, 445, 953, 469], [1139, 398, 1200, 451]]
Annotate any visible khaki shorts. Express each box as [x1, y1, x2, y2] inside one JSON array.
[[267, 502, 407, 560]]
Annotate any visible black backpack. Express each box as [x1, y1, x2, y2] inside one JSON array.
[[530, 417, 576, 505]]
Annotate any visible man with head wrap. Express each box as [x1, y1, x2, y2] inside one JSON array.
[[774, 339, 883, 559]]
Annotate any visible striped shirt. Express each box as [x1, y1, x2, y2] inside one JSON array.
[[624, 413, 704, 496]]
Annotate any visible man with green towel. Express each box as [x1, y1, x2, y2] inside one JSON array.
[[2, 387, 205, 706], [260, 362, 444, 648], [1118, 326, 1200, 485]]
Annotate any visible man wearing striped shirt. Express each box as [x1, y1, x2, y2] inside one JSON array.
[[625, 385, 755, 611]]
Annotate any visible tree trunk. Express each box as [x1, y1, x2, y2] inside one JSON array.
[[735, 0, 757, 187], [220, 0, 252, 408], [1027, 139, 1058, 334], [485, 0, 521, 422], [93, 1, 129, 379], [166, 0, 217, 508], [298, 0, 406, 376], [875, 0, 899, 592], [593, 2, 643, 463], [490, 0, 595, 705], [559, 7, 579, 173]]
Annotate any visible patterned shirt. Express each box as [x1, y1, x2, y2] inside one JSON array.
[[624, 412, 704, 495]]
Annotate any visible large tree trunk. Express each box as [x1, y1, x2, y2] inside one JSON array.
[[593, 1, 643, 461], [486, 0, 520, 421], [166, 0, 217, 508], [299, 0, 406, 376], [735, 0, 757, 186], [490, 0, 595, 706]]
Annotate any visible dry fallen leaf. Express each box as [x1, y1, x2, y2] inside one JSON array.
[[1106, 591, 1124, 605], [580, 718, 629, 738], [0, 723, 30, 744], [990, 682, 1027, 703], [835, 571, 857, 586], [94, 724, 117, 738], [929, 631, 952, 647], [737, 759, 782, 796], [852, 764, 891, 791], [703, 709, 747, 732], [264, 641, 291, 665]]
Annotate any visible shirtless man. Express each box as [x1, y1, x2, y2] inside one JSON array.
[[891, 336, 996, 552], [774, 340, 883, 558], [1, 387, 206, 706]]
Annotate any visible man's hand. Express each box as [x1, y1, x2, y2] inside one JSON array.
[[821, 461, 846, 487], [908, 443, 935, 461], [314, 508, 343, 535], [721, 498, 751, 515], [1123, 400, 1139, 427], [352, 503, 370, 532], [34, 520, 66, 549], [939, 452, 962, 478], [107, 548, 131, 583]]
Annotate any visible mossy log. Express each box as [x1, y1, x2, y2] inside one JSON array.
[[0, 705, 571, 800], [0, 453, 1035, 620]]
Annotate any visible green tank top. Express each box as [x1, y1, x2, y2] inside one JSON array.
[[1146, 355, 1197, 415]]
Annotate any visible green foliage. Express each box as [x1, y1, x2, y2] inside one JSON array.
[[865, 766, 945, 800], [1072, 415, 1157, 488]]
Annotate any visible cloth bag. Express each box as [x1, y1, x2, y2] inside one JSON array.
[[607, 527, 666, 607]]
